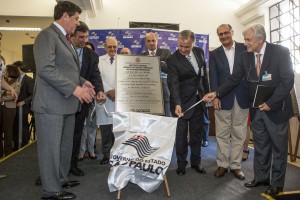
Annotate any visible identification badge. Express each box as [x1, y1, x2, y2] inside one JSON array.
[[262, 71, 272, 81]]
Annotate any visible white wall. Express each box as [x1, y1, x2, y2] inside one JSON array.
[[86, 0, 245, 48]]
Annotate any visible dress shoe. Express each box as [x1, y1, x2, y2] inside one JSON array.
[[88, 152, 97, 160], [69, 167, 84, 176], [191, 165, 206, 174], [176, 168, 185, 176], [36, 176, 42, 185], [0, 174, 7, 179], [230, 169, 245, 180], [244, 180, 269, 187], [62, 180, 80, 188], [202, 141, 209, 147], [265, 185, 283, 196], [100, 156, 109, 165], [242, 150, 249, 161], [214, 167, 228, 177], [42, 191, 76, 200]]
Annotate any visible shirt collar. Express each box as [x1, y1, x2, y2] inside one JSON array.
[[53, 22, 67, 36], [222, 41, 235, 51], [255, 42, 266, 56]]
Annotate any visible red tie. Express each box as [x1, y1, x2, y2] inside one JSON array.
[[256, 53, 261, 76], [66, 34, 71, 44]]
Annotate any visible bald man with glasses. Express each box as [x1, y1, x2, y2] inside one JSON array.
[[96, 37, 118, 165]]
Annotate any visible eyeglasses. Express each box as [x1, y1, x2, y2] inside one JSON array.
[[106, 45, 117, 49], [218, 31, 232, 37]]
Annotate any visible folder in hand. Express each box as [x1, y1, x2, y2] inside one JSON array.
[[252, 85, 276, 108]]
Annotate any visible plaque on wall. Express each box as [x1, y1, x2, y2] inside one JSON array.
[[115, 55, 164, 115]]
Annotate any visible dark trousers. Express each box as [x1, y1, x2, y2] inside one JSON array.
[[70, 105, 88, 169], [100, 124, 115, 158], [251, 110, 288, 187], [176, 104, 204, 168], [0, 105, 16, 157]]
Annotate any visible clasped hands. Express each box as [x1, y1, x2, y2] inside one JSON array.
[[73, 81, 106, 104]]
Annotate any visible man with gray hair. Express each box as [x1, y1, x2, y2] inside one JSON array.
[[167, 30, 209, 176], [204, 24, 294, 196]]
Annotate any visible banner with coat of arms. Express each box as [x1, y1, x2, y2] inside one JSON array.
[[108, 112, 178, 193]]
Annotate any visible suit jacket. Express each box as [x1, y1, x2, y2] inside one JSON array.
[[140, 48, 171, 73], [217, 42, 294, 123], [167, 47, 209, 119], [209, 42, 248, 110], [81, 47, 104, 94], [17, 74, 34, 114], [33, 23, 85, 115]]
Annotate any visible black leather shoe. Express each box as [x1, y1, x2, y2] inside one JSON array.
[[69, 167, 84, 176], [62, 180, 80, 188], [191, 165, 206, 174], [36, 176, 42, 186], [230, 169, 245, 180], [244, 180, 269, 187], [176, 168, 185, 176], [265, 185, 283, 196], [42, 191, 76, 199], [100, 156, 109, 165]]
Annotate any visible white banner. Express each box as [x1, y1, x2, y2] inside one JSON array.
[[108, 112, 178, 193]]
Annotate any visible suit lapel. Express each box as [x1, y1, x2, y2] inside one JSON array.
[[260, 43, 271, 75], [51, 24, 80, 69], [216, 47, 230, 73], [80, 47, 88, 76], [177, 50, 196, 75]]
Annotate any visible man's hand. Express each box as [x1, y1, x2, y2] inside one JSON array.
[[82, 81, 95, 97], [259, 103, 271, 111], [73, 86, 94, 103], [16, 101, 25, 107], [106, 89, 115, 102], [175, 105, 183, 117], [213, 98, 221, 110], [96, 91, 106, 104], [203, 92, 217, 102]]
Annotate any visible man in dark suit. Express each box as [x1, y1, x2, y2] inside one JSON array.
[[12, 61, 34, 150], [204, 24, 294, 196], [69, 21, 104, 176], [209, 24, 248, 180], [167, 30, 209, 176], [33, 2, 99, 199], [141, 32, 172, 116]]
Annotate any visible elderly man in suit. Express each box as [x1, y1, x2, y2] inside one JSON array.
[[209, 24, 248, 180], [141, 32, 171, 116], [167, 30, 209, 176], [12, 61, 34, 149], [33, 1, 101, 199], [204, 24, 294, 196], [69, 21, 105, 176]]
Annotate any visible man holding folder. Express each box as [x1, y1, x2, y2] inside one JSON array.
[[203, 24, 294, 196]]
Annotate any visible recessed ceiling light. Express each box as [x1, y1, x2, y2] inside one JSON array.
[[0, 27, 42, 31]]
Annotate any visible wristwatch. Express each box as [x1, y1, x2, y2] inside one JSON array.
[[215, 92, 220, 98]]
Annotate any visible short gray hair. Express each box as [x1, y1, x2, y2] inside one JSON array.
[[178, 30, 195, 42], [243, 24, 266, 41]]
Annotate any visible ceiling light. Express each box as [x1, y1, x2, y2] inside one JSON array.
[[0, 27, 42, 31]]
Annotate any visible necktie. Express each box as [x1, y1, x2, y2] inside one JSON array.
[[150, 51, 155, 56], [66, 33, 71, 44], [110, 57, 114, 64], [186, 55, 199, 74], [256, 53, 261, 76], [17, 76, 22, 83]]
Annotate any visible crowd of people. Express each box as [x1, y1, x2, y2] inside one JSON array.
[[0, 1, 294, 199]]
